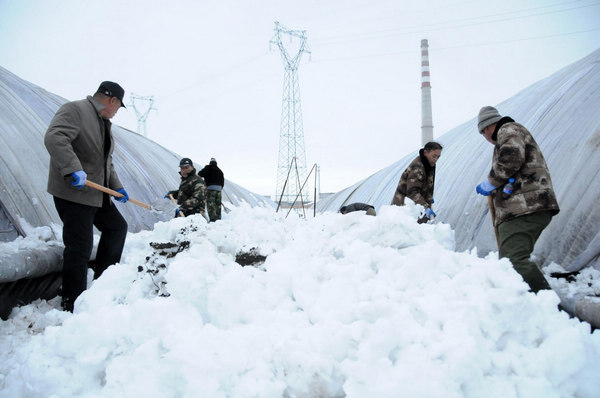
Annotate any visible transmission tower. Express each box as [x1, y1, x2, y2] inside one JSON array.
[[270, 21, 311, 204], [129, 93, 156, 137]]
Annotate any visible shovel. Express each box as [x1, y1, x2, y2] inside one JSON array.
[[85, 181, 183, 217], [85, 180, 152, 210], [488, 195, 500, 249], [168, 194, 185, 217]]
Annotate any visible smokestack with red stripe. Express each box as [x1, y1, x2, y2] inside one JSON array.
[[421, 39, 433, 145]]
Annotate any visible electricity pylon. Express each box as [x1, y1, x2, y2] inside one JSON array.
[[270, 21, 311, 204], [129, 93, 156, 137]]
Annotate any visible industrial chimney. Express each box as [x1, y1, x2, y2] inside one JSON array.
[[420, 39, 433, 145]]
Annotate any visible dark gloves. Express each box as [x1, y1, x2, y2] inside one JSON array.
[[115, 188, 129, 203], [71, 170, 87, 190]]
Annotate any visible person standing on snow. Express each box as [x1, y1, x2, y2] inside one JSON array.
[[391, 141, 442, 223], [475, 106, 560, 293], [166, 157, 207, 218], [44, 81, 130, 312], [198, 157, 224, 222], [340, 203, 376, 216]]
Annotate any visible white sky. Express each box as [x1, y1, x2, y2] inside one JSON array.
[[0, 0, 598, 196], [2, 204, 600, 396]]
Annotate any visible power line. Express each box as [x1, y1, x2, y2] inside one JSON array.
[[158, 53, 268, 102], [313, 27, 600, 63], [312, 1, 600, 46]]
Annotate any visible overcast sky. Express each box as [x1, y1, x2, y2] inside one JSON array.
[[1, 0, 598, 196]]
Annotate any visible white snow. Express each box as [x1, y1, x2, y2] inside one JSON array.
[[1, 204, 599, 397]]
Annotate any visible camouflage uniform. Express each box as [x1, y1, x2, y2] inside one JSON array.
[[170, 170, 207, 217], [488, 118, 560, 226], [205, 191, 222, 222], [487, 116, 560, 292], [391, 149, 435, 209]]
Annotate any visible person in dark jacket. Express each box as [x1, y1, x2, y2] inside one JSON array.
[[475, 106, 560, 293], [198, 158, 224, 222], [44, 81, 130, 312], [167, 158, 207, 218], [340, 203, 376, 216], [391, 141, 442, 223]]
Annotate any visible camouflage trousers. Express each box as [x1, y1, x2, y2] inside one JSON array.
[[206, 190, 222, 222]]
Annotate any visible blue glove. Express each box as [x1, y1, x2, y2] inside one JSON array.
[[164, 192, 170, 199], [476, 180, 496, 196], [71, 170, 87, 190], [425, 207, 437, 219], [115, 188, 129, 203]]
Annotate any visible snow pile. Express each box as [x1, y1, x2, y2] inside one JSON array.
[[1, 204, 599, 397]]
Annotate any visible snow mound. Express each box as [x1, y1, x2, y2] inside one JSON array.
[[1, 204, 599, 397]]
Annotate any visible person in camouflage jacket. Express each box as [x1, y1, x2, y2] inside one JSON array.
[[476, 106, 560, 293], [167, 158, 207, 218], [391, 141, 443, 223]]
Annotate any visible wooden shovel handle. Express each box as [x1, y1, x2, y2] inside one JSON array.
[[85, 180, 151, 210], [488, 195, 500, 250], [168, 194, 184, 217]]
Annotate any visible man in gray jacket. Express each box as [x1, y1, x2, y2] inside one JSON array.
[[475, 106, 560, 293], [44, 81, 130, 312]]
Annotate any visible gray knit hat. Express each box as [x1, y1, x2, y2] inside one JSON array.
[[477, 106, 502, 134]]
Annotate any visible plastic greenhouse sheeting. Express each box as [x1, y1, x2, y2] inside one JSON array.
[[318, 48, 600, 272], [0, 65, 274, 282]]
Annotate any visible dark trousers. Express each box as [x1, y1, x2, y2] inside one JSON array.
[[54, 196, 127, 310], [498, 211, 553, 293]]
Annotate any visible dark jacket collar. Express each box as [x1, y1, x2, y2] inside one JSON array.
[[492, 116, 515, 141], [179, 168, 197, 180], [419, 149, 435, 176]]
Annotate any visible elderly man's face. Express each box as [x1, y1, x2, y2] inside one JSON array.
[[99, 97, 122, 120], [483, 125, 496, 144]]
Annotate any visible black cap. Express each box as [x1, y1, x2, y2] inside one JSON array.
[[179, 158, 193, 167], [97, 81, 126, 108]]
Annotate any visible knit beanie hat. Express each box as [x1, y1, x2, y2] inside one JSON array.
[[477, 106, 502, 134], [210, 158, 217, 165]]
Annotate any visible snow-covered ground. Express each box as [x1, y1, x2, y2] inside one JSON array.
[[1, 204, 599, 397]]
